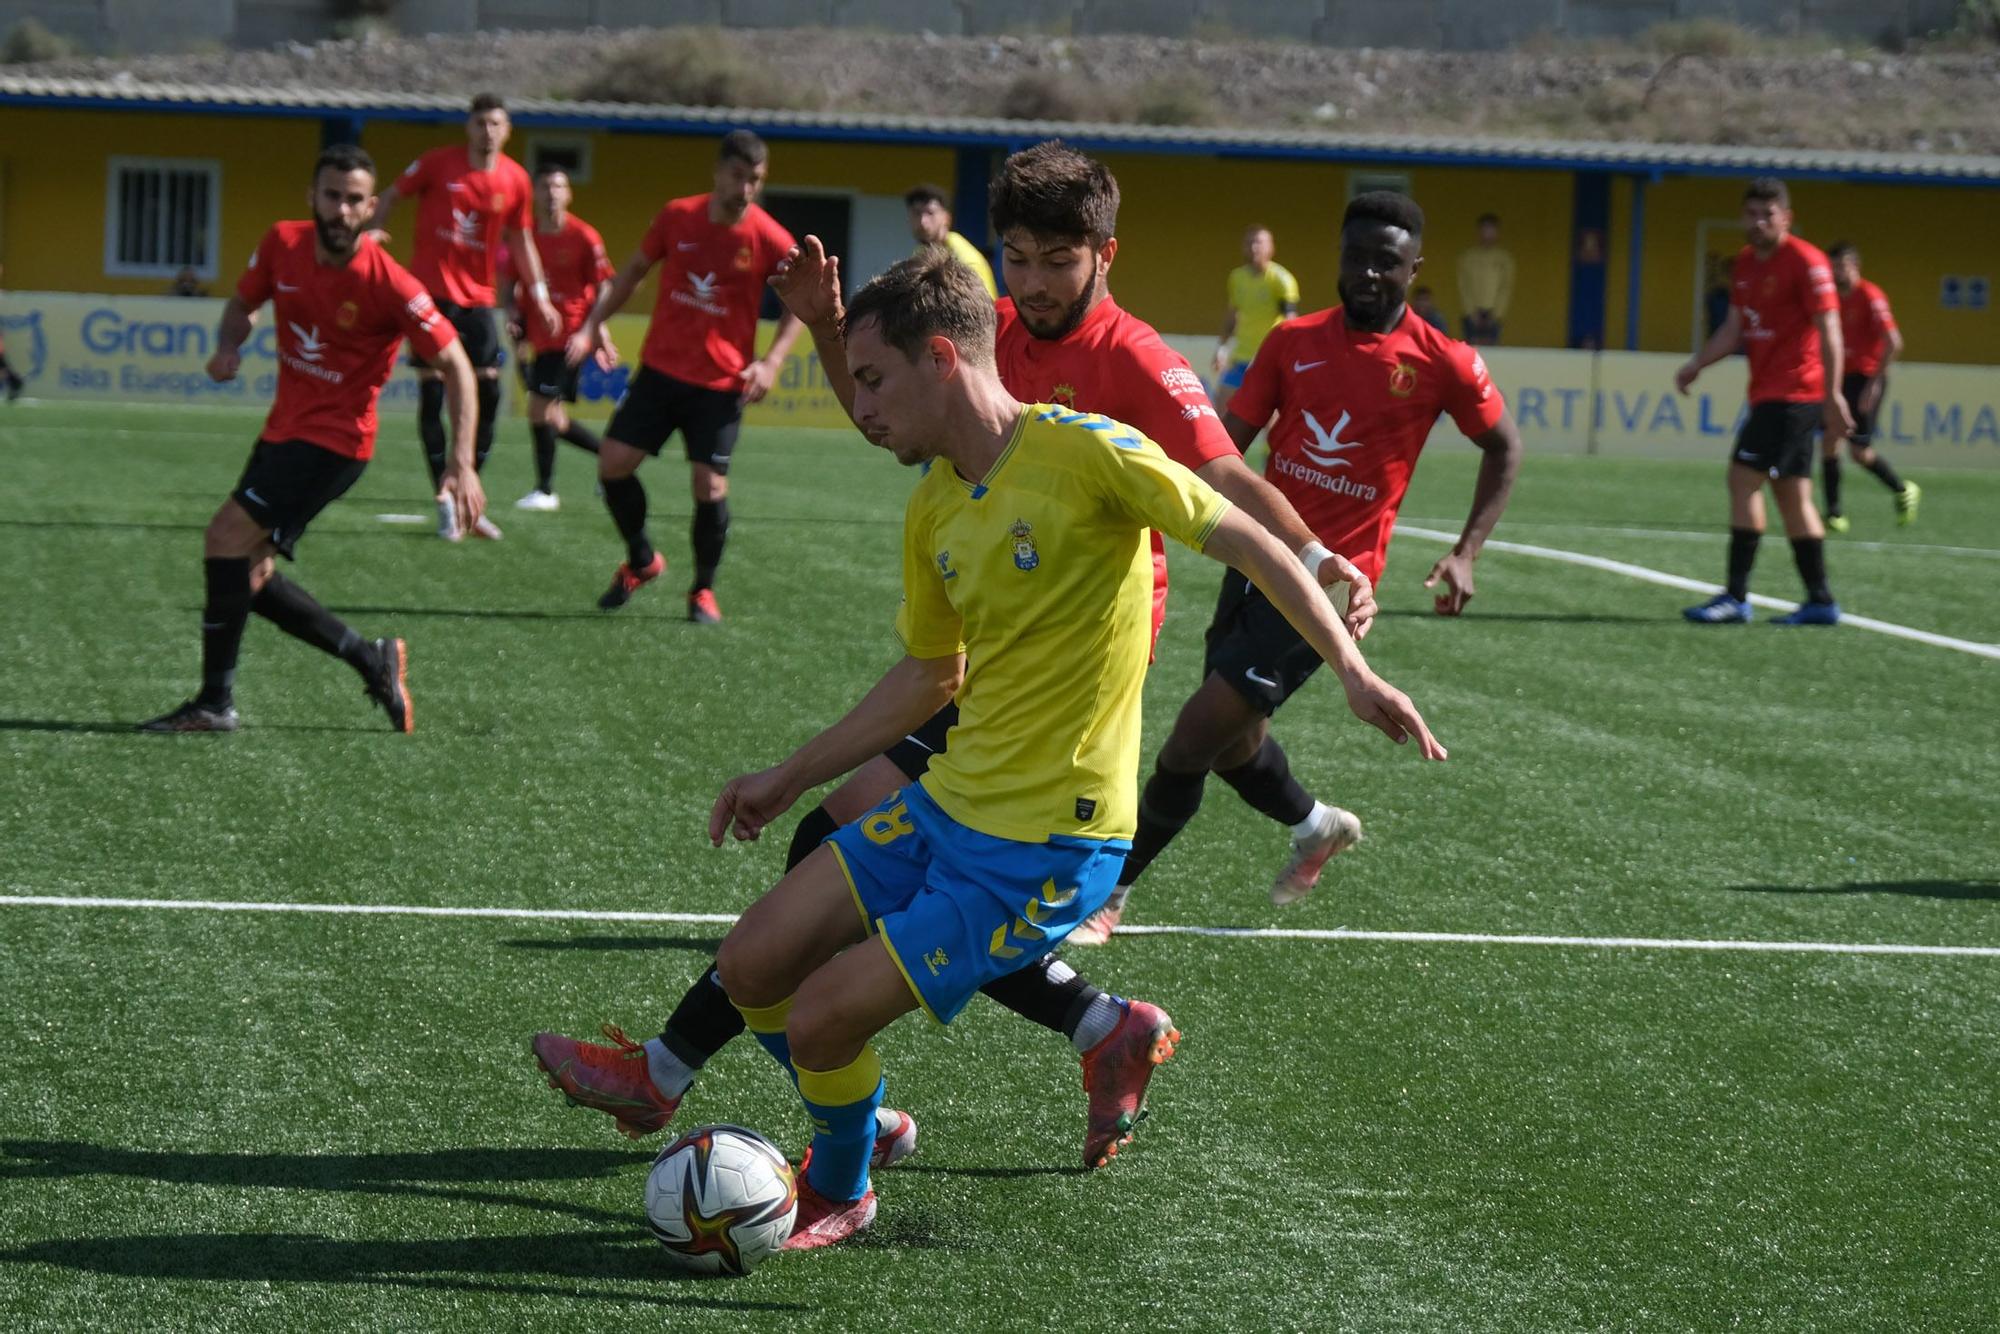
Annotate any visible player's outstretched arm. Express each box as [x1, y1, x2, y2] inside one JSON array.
[[709, 652, 964, 846], [572, 250, 652, 366], [1425, 411, 1523, 617], [206, 297, 257, 383], [768, 236, 856, 417], [1202, 508, 1447, 759], [433, 340, 486, 533]]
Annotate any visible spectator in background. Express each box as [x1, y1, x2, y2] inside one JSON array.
[[1410, 285, 1447, 332], [169, 266, 208, 298], [1457, 213, 1513, 345], [904, 183, 997, 297]]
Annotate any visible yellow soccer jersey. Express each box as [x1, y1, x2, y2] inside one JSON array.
[[1227, 262, 1301, 365], [920, 231, 998, 298], [896, 405, 1232, 843]]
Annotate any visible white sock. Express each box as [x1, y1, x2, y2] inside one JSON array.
[[1070, 994, 1126, 1055], [1289, 801, 1332, 841], [642, 1036, 697, 1099]]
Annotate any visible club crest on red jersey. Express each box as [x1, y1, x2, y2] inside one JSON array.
[[733, 246, 754, 271], [1051, 383, 1078, 407], [1388, 362, 1418, 397], [335, 300, 359, 330], [491, 192, 505, 210]]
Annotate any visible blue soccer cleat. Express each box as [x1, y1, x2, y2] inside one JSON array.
[[1683, 594, 1753, 624], [1771, 601, 1841, 626]]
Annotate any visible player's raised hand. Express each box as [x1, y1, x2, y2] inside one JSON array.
[[206, 347, 241, 383], [1424, 549, 1477, 616], [768, 235, 843, 332], [1343, 674, 1448, 761], [709, 765, 801, 847]]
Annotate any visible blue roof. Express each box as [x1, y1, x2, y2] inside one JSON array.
[[6, 73, 1999, 187]]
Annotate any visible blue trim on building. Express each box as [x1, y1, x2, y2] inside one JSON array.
[[7, 89, 1999, 188]]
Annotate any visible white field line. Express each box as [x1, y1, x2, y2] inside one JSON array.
[[1396, 517, 2000, 561], [1394, 524, 2000, 660], [2, 894, 1995, 959]]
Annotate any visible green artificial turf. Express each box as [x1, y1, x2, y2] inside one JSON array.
[[2, 403, 1995, 1330]]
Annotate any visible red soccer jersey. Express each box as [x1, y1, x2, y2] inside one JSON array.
[[396, 145, 533, 309], [1232, 307, 1506, 584], [997, 294, 1238, 640], [638, 195, 794, 391], [236, 221, 457, 460], [502, 215, 614, 352], [1840, 279, 1899, 379], [1732, 235, 1839, 404]]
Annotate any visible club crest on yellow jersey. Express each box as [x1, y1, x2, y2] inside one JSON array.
[[1009, 519, 1040, 571]]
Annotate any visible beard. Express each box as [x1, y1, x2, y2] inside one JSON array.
[[1020, 283, 1096, 341], [314, 214, 357, 257]]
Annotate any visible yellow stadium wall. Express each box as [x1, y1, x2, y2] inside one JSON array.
[[1604, 173, 1999, 365], [0, 108, 320, 296]]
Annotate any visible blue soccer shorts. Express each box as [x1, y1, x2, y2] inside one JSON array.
[[825, 783, 1128, 1023]]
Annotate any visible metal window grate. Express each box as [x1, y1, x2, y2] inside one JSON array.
[[106, 159, 220, 278]]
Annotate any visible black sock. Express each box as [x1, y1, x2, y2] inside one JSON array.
[[530, 424, 557, 493], [1214, 735, 1314, 828], [1790, 536, 1834, 604], [474, 377, 500, 473], [1116, 759, 1209, 888], [1863, 454, 1905, 493], [661, 966, 744, 1069], [1822, 455, 1843, 515], [418, 380, 447, 488], [601, 474, 653, 569], [785, 804, 841, 871], [691, 498, 730, 593], [199, 557, 254, 708], [0, 353, 18, 388], [558, 419, 601, 454], [252, 573, 369, 670], [1726, 527, 1761, 601], [980, 953, 1093, 1037]]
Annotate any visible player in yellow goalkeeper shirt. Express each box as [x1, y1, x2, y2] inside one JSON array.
[[1213, 224, 1299, 414], [704, 250, 1445, 1249], [905, 182, 998, 297]]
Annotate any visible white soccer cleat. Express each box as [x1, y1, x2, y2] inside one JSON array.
[[514, 490, 560, 512], [472, 514, 505, 541], [1068, 902, 1123, 946], [435, 498, 462, 542], [1271, 805, 1363, 906]]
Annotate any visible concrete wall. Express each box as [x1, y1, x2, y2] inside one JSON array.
[[0, 0, 1966, 53]]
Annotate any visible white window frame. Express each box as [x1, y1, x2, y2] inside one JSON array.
[[524, 135, 593, 185], [104, 155, 222, 280]]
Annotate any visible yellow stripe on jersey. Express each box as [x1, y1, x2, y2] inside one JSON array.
[[895, 405, 1231, 843], [1228, 262, 1300, 365]]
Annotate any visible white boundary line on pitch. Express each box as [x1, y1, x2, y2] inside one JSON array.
[[2, 894, 1995, 959], [1394, 524, 2000, 660], [1397, 517, 2000, 561]]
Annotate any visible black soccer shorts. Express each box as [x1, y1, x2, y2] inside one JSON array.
[[1731, 401, 1821, 478], [230, 438, 367, 560], [1202, 572, 1324, 716], [407, 301, 503, 372], [605, 366, 745, 473], [884, 701, 959, 782], [523, 349, 580, 403]]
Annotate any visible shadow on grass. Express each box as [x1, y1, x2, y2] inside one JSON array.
[[504, 935, 726, 954], [0, 718, 377, 736], [1727, 879, 2000, 902], [1374, 609, 1667, 625], [0, 1232, 807, 1311]]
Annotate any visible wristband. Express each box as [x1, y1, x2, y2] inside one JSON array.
[[1298, 540, 1337, 581], [530, 281, 549, 301]]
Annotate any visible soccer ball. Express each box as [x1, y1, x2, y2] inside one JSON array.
[[644, 1124, 798, 1276]]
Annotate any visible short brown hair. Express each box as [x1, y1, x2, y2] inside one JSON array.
[[843, 250, 996, 368], [1743, 177, 1790, 208], [719, 129, 768, 167], [988, 140, 1118, 247], [469, 92, 507, 116]]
